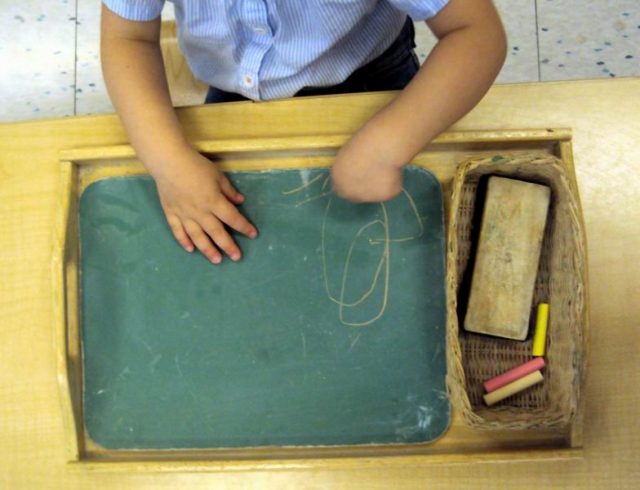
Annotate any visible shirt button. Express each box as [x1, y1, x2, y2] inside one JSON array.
[[253, 26, 267, 35], [242, 74, 254, 88]]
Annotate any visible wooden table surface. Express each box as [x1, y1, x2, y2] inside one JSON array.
[[1, 78, 639, 488]]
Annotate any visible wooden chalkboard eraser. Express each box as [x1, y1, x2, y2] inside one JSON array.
[[464, 176, 550, 340]]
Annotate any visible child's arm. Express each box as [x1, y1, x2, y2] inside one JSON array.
[[101, 5, 257, 264], [331, 0, 507, 202]]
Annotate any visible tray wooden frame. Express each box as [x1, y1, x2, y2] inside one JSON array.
[[52, 128, 588, 471]]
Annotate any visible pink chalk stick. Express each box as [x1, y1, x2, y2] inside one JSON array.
[[483, 357, 546, 393]]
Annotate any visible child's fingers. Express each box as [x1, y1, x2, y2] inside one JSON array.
[[183, 219, 223, 264], [166, 214, 194, 252], [219, 175, 245, 204], [200, 214, 242, 261], [214, 200, 258, 238]]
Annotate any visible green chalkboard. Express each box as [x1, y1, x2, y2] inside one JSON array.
[[80, 166, 449, 449]]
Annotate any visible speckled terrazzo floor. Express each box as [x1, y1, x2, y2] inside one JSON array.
[[1, 0, 638, 122]]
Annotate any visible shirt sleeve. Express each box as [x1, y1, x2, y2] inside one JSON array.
[[388, 0, 450, 21], [102, 0, 165, 21]]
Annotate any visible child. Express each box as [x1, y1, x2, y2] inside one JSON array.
[[101, 0, 506, 264]]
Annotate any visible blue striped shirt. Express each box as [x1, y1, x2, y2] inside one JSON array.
[[103, 1, 449, 100]]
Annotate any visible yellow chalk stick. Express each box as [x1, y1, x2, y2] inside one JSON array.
[[532, 303, 550, 356], [483, 370, 544, 406]]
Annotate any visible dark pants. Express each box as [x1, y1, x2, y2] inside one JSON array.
[[205, 17, 419, 104]]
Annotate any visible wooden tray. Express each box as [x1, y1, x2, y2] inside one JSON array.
[[52, 128, 588, 471]]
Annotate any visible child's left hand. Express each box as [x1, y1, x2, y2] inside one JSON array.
[[332, 0, 508, 204], [331, 120, 405, 203]]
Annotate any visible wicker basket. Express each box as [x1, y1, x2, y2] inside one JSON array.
[[446, 154, 587, 429]]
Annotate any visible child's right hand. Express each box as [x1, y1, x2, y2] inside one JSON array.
[[153, 149, 258, 264], [100, 6, 257, 264]]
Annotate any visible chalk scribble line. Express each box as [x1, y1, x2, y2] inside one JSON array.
[[283, 171, 424, 327]]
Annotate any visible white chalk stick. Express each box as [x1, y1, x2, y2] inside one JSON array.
[[483, 370, 544, 406]]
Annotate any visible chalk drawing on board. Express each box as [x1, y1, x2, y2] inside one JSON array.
[[283, 172, 424, 327]]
